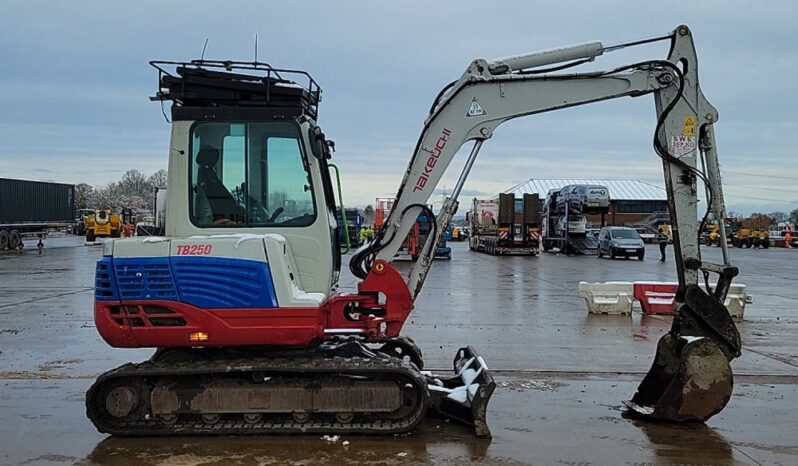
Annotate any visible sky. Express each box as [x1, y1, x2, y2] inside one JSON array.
[[2, 0, 797, 216]]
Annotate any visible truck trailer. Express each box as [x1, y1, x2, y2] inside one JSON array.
[[0, 178, 75, 251], [468, 193, 540, 255]]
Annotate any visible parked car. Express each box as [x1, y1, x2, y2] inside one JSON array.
[[598, 226, 645, 260], [555, 215, 587, 236]]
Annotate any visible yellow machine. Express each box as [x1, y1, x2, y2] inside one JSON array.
[[85, 209, 121, 241], [705, 220, 733, 247], [733, 228, 769, 248]]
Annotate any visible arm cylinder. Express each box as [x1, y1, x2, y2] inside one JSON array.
[[489, 41, 604, 73]]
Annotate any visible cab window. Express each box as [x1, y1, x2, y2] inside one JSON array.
[[190, 122, 316, 227]]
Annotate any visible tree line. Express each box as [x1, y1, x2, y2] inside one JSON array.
[[729, 209, 798, 230], [75, 169, 167, 213]]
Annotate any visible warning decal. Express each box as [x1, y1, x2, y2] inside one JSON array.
[[467, 97, 487, 117], [684, 115, 696, 136], [671, 135, 697, 157]]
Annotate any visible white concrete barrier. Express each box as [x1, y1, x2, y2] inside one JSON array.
[[578, 281, 634, 316], [699, 283, 750, 320]]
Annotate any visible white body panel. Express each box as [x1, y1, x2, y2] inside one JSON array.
[[106, 234, 327, 308], [162, 121, 334, 295], [154, 188, 167, 229]]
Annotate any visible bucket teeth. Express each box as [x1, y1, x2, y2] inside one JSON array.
[[425, 346, 496, 438]]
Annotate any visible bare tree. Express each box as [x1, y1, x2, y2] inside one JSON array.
[[769, 211, 787, 223], [742, 213, 773, 231], [118, 170, 149, 197], [148, 169, 168, 189], [75, 183, 93, 209], [82, 169, 166, 213]]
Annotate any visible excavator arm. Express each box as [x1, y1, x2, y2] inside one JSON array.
[[352, 25, 741, 422]]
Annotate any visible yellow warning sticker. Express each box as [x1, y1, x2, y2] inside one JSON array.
[[684, 115, 696, 136]]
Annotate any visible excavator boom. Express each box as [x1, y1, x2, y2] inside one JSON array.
[[352, 24, 740, 422]]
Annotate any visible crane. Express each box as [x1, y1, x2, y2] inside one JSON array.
[[87, 25, 740, 438]]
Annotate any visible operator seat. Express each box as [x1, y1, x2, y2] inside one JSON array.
[[195, 146, 244, 223]]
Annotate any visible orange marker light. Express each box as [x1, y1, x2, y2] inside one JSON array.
[[189, 332, 209, 342]]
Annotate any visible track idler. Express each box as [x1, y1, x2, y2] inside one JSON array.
[[425, 346, 496, 438], [626, 285, 741, 422]]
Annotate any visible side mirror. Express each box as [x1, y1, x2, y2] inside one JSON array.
[[309, 126, 325, 159], [309, 126, 335, 160]]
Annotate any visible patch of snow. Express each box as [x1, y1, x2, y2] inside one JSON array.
[[187, 233, 287, 248], [477, 356, 489, 370], [468, 384, 479, 397], [461, 367, 480, 386], [141, 236, 169, 243], [681, 336, 704, 343], [291, 283, 326, 304], [446, 386, 468, 404]]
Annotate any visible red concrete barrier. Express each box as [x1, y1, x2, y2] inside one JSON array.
[[633, 282, 678, 315]]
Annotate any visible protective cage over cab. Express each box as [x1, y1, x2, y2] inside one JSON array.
[[150, 59, 322, 120]]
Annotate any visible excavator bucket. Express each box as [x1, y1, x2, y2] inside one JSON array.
[[626, 285, 741, 421], [426, 346, 496, 438]]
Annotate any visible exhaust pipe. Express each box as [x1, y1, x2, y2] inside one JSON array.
[[426, 346, 496, 438]]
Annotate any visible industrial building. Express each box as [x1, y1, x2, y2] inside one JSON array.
[[504, 179, 669, 228]]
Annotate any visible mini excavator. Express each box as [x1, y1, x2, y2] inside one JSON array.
[[88, 25, 740, 437]]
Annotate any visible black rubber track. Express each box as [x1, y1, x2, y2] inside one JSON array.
[[86, 353, 429, 436]]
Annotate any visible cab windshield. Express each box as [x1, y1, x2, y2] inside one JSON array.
[[189, 122, 316, 227]]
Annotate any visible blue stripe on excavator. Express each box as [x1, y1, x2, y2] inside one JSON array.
[[94, 255, 279, 309]]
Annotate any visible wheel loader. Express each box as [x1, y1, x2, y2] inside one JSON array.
[[85, 209, 121, 242]]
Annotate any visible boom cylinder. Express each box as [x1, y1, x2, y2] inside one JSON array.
[[489, 41, 604, 73]]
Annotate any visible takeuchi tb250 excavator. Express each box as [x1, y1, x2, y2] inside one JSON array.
[[87, 25, 741, 437]]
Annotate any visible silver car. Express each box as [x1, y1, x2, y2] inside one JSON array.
[[598, 226, 645, 260]]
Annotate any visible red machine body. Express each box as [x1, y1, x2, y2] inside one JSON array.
[[95, 260, 413, 348]]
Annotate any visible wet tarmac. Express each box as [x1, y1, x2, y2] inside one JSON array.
[[1, 235, 797, 465]]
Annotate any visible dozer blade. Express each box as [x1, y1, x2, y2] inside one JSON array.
[[426, 346, 496, 438], [626, 285, 741, 422]]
